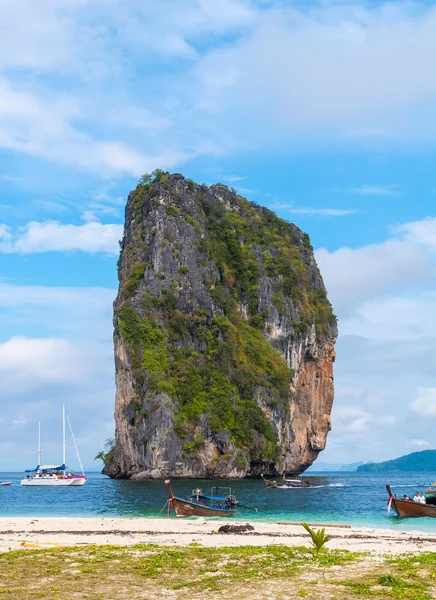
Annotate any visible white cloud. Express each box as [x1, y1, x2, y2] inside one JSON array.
[[0, 336, 91, 387], [334, 406, 368, 420], [316, 238, 431, 314], [81, 193, 125, 222], [408, 439, 430, 447], [0, 0, 255, 72], [334, 417, 369, 435], [378, 415, 396, 426], [340, 293, 436, 343], [0, 220, 123, 254], [332, 185, 399, 196], [1, 1, 436, 179], [196, 3, 436, 142], [393, 217, 436, 251], [0, 0, 256, 176], [224, 175, 245, 182], [0, 283, 116, 470], [285, 207, 358, 217], [410, 388, 436, 417], [352, 185, 399, 197], [11, 418, 26, 431], [0, 76, 188, 175], [318, 214, 436, 464], [0, 283, 115, 342], [275, 202, 357, 218], [236, 187, 257, 196], [330, 406, 370, 436], [334, 384, 364, 398]]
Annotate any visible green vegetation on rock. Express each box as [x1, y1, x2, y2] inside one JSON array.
[[118, 305, 287, 460]]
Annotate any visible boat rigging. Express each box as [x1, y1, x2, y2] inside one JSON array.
[[21, 405, 87, 487]]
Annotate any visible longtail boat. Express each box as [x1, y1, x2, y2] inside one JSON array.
[[165, 480, 237, 517], [386, 484, 436, 518], [261, 473, 312, 489]]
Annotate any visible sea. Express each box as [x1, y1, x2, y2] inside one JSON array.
[[1, 471, 436, 534]]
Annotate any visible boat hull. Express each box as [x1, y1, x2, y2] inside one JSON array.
[[263, 478, 311, 489], [171, 497, 235, 518], [387, 485, 436, 518], [391, 498, 436, 518], [21, 478, 76, 486], [165, 480, 236, 518], [0, 482, 12, 486], [70, 477, 87, 486]]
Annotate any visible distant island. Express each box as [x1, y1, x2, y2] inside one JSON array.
[[357, 449, 436, 472]]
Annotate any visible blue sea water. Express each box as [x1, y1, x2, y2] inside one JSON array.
[[1, 471, 436, 533]]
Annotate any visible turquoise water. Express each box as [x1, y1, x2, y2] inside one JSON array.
[[1, 471, 436, 533]]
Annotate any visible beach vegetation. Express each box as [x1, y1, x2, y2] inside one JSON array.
[[301, 523, 332, 558], [4, 544, 436, 599]]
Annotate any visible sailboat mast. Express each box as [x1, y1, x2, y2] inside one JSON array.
[[62, 404, 66, 472], [65, 408, 86, 477], [38, 422, 41, 467]]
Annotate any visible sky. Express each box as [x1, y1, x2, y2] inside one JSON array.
[[1, 0, 436, 471]]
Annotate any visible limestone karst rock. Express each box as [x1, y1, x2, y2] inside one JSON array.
[[104, 171, 337, 479]]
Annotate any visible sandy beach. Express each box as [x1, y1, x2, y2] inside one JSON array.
[[1, 517, 435, 554], [2, 518, 436, 599]]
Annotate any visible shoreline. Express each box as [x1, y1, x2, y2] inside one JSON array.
[[1, 517, 436, 554]]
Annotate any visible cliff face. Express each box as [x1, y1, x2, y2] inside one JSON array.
[[105, 171, 337, 479]]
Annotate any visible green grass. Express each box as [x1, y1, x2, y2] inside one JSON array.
[[0, 545, 364, 599], [3, 545, 436, 600], [335, 553, 436, 600]]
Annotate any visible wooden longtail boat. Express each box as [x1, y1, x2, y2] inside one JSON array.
[[386, 484, 436, 518], [261, 474, 312, 489], [165, 480, 237, 517]]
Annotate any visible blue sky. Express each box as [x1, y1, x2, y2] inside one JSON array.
[[1, 0, 436, 470]]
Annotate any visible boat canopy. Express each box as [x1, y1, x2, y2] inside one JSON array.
[[40, 464, 66, 470], [26, 464, 66, 472], [199, 495, 233, 501]]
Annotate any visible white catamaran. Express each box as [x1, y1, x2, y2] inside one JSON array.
[[21, 405, 87, 487]]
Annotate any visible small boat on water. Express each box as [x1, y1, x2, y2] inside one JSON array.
[[165, 480, 237, 517], [0, 482, 12, 486], [386, 484, 436, 518], [261, 473, 312, 489], [21, 405, 87, 487]]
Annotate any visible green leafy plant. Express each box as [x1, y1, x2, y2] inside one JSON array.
[[301, 523, 332, 558], [94, 437, 115, 467]]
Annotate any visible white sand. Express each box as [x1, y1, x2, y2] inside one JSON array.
[[0, 517, 435, 554]]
